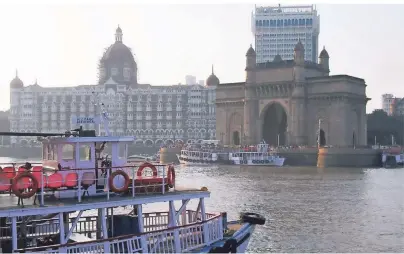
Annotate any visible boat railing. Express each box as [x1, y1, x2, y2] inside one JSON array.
[[14, 212, 223, 253], [0, 210, 217, 240], [0, 164, 175, 207]]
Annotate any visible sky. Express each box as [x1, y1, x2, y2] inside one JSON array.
[[0, 1, 403, 112]]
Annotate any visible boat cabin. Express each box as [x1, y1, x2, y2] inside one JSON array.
[[40, 135, 134, 198]]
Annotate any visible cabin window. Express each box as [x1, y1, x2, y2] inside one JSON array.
[[118, 143, 127, 160], [62, 144, 74, 160], [79, 144, 91, 161]]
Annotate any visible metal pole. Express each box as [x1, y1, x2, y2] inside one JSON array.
[[277, 134, 280, 147]]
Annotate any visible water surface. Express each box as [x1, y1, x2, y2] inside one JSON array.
[[2, 157, 403, 252]]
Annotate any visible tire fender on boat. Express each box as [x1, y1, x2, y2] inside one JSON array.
[[167, 165, 175, 188], [12, 172, 38, 199], [241, 212, 266, 225], [137, 162, 158, 177], [109, 170, 130, 193]]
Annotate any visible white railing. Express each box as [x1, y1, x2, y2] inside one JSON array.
[[16, 214, 223, 253], [0, 164, 172, 207], [0, 211, 207, 240]]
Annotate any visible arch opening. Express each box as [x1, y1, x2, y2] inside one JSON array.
[[232, 131, 240, 146], [262, 103, 287, 146], [319, 129, 326, 147], [352, 131, 356, 147]]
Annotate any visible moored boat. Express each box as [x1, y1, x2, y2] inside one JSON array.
[[177, 141, 229, 166], [382, 146, 404, 168], [0, 127, 265, 253], [229, 142, 285, 166]]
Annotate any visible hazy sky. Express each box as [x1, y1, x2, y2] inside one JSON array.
[[0, 2, 402, 112]]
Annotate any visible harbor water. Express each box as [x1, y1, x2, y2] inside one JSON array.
[[2, 157, 404, 252]]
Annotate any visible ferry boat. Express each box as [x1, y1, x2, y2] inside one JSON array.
[[127, 154, 155, 164], [177, 140, 229, 165], [177, 150, 228, 165], [229, 142, 285, 166], [381, 146, 404, 168], [0, 121, 265, 253]]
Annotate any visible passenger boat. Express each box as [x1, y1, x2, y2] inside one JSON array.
[[176, 150, 229, 165], [382, 146, 404, 168], [127, 154, 155, 164], [229, 142, 285, 166], [0, 125, 265, 253]]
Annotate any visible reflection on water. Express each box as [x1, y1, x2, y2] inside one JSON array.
[[1, 157, 403, 252]]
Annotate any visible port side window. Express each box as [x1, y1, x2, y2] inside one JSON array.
[[62, 144, 74, 160], [118, 143, 127, 160], [79, 144, 91, 161]]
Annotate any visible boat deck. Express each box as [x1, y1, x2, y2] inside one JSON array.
[[0, 188, 210, 217]]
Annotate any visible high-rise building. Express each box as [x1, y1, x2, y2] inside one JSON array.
[[252, 4, 320, 63], [185, 75, 196, 85], [382, 94, 394, 115]]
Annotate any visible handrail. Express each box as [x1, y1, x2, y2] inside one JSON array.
[[15, 213, 222, 252], [0, 163, 175, 207]]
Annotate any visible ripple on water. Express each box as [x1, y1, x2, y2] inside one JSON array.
[[1, 156, 403, 253], [180, 165, 404, 253]]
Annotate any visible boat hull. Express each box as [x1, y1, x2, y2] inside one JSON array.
[[197, 221, 256, 253], [177, 154, 222, 166], [231, 223, 256, 253], [232, 157, 285, 166]]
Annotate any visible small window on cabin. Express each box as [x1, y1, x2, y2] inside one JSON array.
[[79, 145, 91, 161], [118, 143, 127, 160], [62, 144, 74, 160], [52, 145, 58, 161]]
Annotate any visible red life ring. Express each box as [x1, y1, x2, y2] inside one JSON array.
[[108, 170, 130, 193], [12, 172, 38, 199], [137, 162, 158, 177], [167, 165, 175, 188]]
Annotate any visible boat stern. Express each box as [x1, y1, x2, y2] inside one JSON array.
[[201, 212, 266, 253]]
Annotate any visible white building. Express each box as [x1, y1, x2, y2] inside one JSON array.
[[252, 4, 320, 63], [382, 94, 394, 115], [185, 75, 196, 85], [9, 26, 219, 146]]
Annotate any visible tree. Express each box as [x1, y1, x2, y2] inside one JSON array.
[[367, 109, 404, 145]]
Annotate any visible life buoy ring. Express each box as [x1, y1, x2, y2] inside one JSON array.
[[137, 162, 158, 177], [109, 170, 130, 193], [244, 160, 247, 164], [241, 212, 266, 225], [12, 172, 38, 199], [167, 165, 175, 188]]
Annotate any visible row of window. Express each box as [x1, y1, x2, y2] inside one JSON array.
[[256, 18, 314, 27]]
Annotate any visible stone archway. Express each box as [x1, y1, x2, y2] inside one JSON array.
[[227, 112, 243, 145], [319, 129, 326, 146], [352, 131, 356, 147], [262, 103, 287, 146], [232, 131, 240, 146]]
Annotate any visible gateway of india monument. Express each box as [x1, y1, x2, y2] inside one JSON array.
[[215, 41, 370, 148]]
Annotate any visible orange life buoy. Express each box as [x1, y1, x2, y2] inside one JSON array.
[[12, 172, 38, 199], [167, 165, 175, 188], [108, 170, 130, 193], [137, 162, 158, 177]]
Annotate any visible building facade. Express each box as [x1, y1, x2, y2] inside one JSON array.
[[9, 27, 217, 146], [252, 4, 320, 64], [216, 42, 369, 147], [381, 93, 401, 116]]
